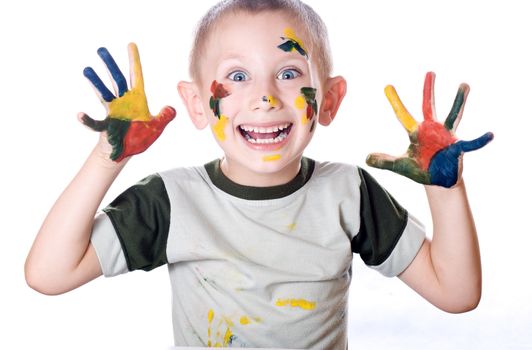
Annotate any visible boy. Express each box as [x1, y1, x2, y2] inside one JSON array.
[[25, 0, 493, 348]]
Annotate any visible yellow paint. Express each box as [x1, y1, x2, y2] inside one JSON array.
[[212, 115, 228, 141], [287, 223, 297, 231], [266, 95, 278, 107], [208, 309, 214, 323], [300, 113, 309, 125], [275, 298, 316, 310], [240, 316, 250, 325], [128, 43, 144, 90], [384, 85, 418, 134], [284, 27, 306, 52], [262, 154, 281, 162], [108, 89, 151, 121], [106, 43, 151, 122], [223, 328, 233, 345], [294, 95, 306, 110]]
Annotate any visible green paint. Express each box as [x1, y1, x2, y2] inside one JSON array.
[[106, 118, 131, 161], [277, 40, 308, 58], [444, 86, 466, 131], [366, 155, 431, 185]]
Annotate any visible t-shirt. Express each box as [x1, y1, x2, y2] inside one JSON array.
[[91, 158, 425, 349]]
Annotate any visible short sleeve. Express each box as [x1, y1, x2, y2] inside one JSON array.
[[351, 168, 425, 277], [91, 174, 171, 275]]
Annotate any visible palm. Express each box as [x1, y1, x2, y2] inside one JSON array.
[[366, 72, 493, 188], [81, 43, 175, 162]]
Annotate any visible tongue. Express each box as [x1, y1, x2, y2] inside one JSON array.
[[247, 131, 279, 139]]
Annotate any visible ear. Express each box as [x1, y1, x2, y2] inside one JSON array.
[[318, 76, 347, 126], [177, 81, 209, 129]]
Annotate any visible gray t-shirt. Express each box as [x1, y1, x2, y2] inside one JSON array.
[[91, 158, 425, 349]]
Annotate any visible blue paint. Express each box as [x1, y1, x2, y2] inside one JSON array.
[[83, 67, 115, 102], [429, 132, 494, 187], [97, 47, 128, 97]]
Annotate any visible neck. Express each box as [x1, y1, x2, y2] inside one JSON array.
[[220, 157, 302, 187]]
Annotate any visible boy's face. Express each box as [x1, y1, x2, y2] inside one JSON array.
[[195, 11, 325, 185]]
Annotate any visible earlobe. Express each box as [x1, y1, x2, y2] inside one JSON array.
[[318, 76, 347, 126], [177, 81, 209, 129]]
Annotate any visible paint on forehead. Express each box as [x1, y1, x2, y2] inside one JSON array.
[[277, 27, 308, 58], [209, 80, 231, 120], [262, 154, 281, 162]]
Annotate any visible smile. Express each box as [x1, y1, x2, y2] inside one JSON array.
[[238, 123, 293, 144]]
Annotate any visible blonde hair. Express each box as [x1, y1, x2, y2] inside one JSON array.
[[188, 0, 332, 85]]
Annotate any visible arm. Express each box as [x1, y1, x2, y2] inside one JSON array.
[[25, 43, 175, 295], [399, 181, 482, 313], [25, 145, 126, 295], [367, 72, 492, 312]]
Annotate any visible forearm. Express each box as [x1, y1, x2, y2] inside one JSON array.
[[426, 179, 481, 288], [402, 180, 482, 312], [25, 146, 128, 293]]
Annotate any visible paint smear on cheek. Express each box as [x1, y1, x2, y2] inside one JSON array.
[[296, 87, 318, 128], [209, 80, 231, 141], [263, 154, 281, 162], [212, 115, 229, 142]]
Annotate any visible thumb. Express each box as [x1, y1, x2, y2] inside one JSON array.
[[156, 106, 177, 122], [456, 132, 494, 154]]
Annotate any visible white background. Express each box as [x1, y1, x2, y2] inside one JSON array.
[[1, 0, 530, 349]]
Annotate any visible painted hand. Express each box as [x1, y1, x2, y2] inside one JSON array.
[[366, 72, 494, 188], [81, 43, 176, 162]]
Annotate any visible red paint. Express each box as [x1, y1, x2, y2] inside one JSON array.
[[306, 104, 314, 120], [116, 106, 176, 162], [416, 120, 457, 170], [210, 80, 230, 99], [422, 72, 435, 121]]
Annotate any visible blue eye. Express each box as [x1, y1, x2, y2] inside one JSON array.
[[228, 71, 248, 82], [277, 69, 301, 80]]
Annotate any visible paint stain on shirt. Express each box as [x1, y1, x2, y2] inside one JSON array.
[[275, 298, 316, 310]]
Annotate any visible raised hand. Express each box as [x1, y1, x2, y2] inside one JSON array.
[[366, 72, 493, 188], [81, 43, 176, 162]]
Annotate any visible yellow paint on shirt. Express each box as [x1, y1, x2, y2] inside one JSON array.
[[208, 309, 214, 323], [212, 115, 228, 141], [275, 298, 316, 310], [287, 223, 297, 231], [223, 328, 233, 345], [240, 316, 250, 325], [262, 154, 281, 162]]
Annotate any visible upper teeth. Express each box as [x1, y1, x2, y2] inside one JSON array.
[[240, 123, 290, 133]]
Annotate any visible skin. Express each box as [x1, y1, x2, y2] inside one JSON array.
[[26, 10, 483, 315], [367, 72, 493, 188], [81, 43, 176, 161]]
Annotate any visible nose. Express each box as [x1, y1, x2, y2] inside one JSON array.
[[251, 94, 281, 112]]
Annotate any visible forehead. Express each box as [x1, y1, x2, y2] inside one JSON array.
[[206, 10, 311, 59]]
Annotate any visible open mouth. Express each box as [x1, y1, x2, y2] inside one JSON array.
[[238, 123, 293, 144]]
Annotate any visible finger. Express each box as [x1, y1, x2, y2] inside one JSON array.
[[128, 42, 145, 91], [422, 71, 436, 122], [444, 83, 470, 132], [97, 47, 128, 97], [454, 132, 494, 153], [367, 153, 430, 185], [384, 85, 418, 134], [156, 106, 177, 123], [83, 67, 115, 102], [78, 112, 108, 131], [366, 152, 399, 171]]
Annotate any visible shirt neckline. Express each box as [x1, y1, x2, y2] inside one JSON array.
[[204, 157, 315, 200]]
